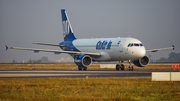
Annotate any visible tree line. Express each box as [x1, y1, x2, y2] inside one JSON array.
[[12, 56, 49, 63], [157, 52, 180, 62]]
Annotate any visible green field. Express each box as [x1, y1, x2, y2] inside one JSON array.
[[0, 63, 179, 70], [0, 78, 180, 101]]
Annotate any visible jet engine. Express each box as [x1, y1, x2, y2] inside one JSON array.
[[133, 56, 150, 67], [74, 55, 92, 67]]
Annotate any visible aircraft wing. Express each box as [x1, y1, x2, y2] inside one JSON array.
[[5, 46, 101, 57], [146, 45, 175, 52], [33, 43, 62, 47]]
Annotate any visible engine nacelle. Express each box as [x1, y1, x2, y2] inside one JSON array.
[[133, 56, 150, 67], [74, 55, 92, 67]]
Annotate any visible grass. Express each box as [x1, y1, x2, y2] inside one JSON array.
[[0, 63, 179, 70], [0, 64, 80, 70], [0, 78, 180, 101]]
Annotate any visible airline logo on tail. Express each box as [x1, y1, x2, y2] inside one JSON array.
[[62, 20, 69, 37], [61, 9, 76, 41]]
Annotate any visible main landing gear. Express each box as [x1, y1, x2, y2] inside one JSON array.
[[116, 61, 124, 71], [116, 60, 134, 71], [78, 67, 87, 71]]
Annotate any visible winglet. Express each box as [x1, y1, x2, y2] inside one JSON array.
[[172, 45, 175, 50], [5, 45, 8, 51]]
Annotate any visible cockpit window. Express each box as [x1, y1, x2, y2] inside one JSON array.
[[127, 43, 143, 47], [134, 44, 139, 46], [127, 44, 131, 47]]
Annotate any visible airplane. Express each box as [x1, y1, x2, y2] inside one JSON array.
[[5, 9, 175, 71]]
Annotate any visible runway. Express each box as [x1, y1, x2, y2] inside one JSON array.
[[0, 69, 180, 78]]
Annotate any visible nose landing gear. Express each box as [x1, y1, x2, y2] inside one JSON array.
[[128, 60, 133, 71]]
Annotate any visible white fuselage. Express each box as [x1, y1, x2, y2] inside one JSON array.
[[72, 37, 146, 61]]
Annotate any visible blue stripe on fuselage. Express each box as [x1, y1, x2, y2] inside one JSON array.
[[59, 41, 80, 51]]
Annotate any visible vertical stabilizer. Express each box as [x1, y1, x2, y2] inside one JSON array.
[[61, 9, 76, 41]]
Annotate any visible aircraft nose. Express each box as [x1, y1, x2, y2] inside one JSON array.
[[138, 47, 146, 58]]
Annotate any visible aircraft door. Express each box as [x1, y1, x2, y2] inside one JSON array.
[[118, 40, 124, 52], [124, 41, 130, 58]]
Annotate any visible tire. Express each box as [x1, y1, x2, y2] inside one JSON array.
[[78, 67, 82, 70], [121, 64, 124, 70], [116, 64, 120, 70], [128, 66, 133, 71], [83, 67, 87, 70], [128, 66, 131, 71]]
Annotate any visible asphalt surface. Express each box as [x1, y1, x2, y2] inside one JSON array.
[[0, 69, 180, 78]]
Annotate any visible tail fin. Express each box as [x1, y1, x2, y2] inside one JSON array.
[[61, 9, 76, 41]]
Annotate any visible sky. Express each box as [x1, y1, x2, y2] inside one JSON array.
[[0, 0, 180, 63]]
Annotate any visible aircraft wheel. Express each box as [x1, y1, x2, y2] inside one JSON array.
[[83, 67, 87, 70], [128, 66, 133, 71], [78, 67, 82, 70], [116, 64, 120, 70], [121, 64, 124, 70], [128, 66, 131, 71]]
